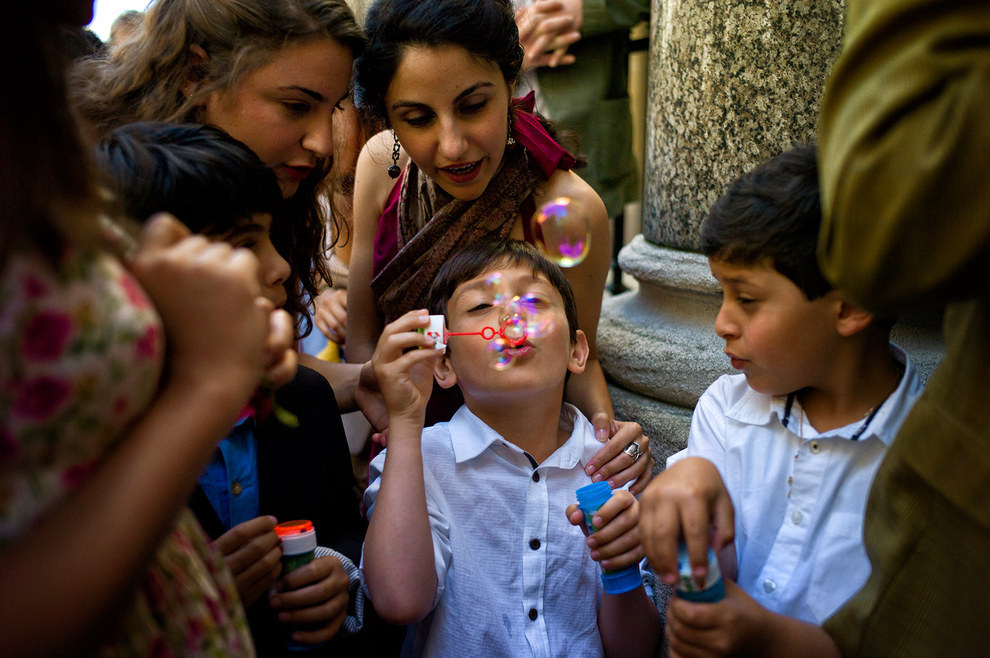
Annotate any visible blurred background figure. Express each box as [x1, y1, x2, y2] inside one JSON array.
[[515, 0, 650, 292], [107, 9, 143, 50]]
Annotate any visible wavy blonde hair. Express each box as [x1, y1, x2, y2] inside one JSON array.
[[75, 0, 364, 134], [73, 0, 366, 337]]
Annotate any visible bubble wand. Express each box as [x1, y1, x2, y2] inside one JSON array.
[[422, 314, 531, 372], [445, 318, 528, 346]]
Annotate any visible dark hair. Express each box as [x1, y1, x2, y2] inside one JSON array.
[[701, 144, 831, 300], [95, 122, 283, 237], [427, 239, 579, 342], [1, 10, 103, 266], [60, 26, 104, 60], [355, 0, 523, 125]]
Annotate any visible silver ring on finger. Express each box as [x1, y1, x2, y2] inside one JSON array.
[[622, 441, 643, 462]]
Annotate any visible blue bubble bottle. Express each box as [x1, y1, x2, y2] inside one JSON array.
[[575, 481, 643, 595]]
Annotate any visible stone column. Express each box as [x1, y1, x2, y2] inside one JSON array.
[[599, 0, 943, 462]]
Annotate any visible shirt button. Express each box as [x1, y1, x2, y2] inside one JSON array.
[[231, 482, 243, 496], [529, 538, 541, 550], [532, 471, 540, 483], [809, 441, 821, 454], [763, 579, 776, 594], [529, 608, 538, 621], [791, 510, 803, 525]]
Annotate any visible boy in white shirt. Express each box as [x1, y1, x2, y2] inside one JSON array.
[[639, 145, 923, 655], [362, 239, 661, 656]]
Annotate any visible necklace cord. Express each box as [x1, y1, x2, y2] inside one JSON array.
[[782, 390, 891, 442]]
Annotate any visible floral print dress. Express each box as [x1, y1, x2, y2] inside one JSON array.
[[0, 248, 253, 656]]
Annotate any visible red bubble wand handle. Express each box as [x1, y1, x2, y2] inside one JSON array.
[[446, 318, 527, 347]]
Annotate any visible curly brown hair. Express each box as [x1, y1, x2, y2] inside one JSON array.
[[72, 0, 367, 337]]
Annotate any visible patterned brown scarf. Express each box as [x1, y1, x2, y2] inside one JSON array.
[[371, 145, 543, 322]]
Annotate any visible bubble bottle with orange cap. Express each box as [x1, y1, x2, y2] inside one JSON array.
[[274, 520, 320, 650]]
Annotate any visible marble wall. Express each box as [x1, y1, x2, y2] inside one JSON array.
[[645, 0, 845, 248]]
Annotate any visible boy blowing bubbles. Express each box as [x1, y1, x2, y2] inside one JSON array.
[[363, 240, 660, 656], [639, 146, 922, 656]]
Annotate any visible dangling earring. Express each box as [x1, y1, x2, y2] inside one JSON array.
[[506, 108, 516, 148], [388, 131, 401, 179]]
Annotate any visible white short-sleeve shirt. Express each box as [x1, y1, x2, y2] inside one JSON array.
[[668, 346, 923, 623], [364, 403, 618, 657]]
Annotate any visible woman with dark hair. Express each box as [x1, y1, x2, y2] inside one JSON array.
[[348, 0, 652, 489]]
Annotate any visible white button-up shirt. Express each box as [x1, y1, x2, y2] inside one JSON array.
[[365, 404, 611, 657], [668, 346, 923, 623]]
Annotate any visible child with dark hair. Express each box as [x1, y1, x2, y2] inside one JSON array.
[[362, 238, 660, 656], [98, 122, 283, 237], [638, 145, 924, 654], [96, 121, 402, 655]]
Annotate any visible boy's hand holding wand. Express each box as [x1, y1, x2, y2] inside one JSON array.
[[372, 310, 444, 427], [364, 310, 444, 624]]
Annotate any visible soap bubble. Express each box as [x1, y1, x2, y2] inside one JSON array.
[[487, 337, 513, 370], [501, 316, 527, 346], [499, 295, 532, 348], [517, 292, 554, 340], [502, 295, 526, 322], [533, 197, 591, 267], [484, 271, 511, 306]]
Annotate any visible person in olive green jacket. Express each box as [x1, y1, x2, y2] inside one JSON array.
[[816, 0, 990, 654]]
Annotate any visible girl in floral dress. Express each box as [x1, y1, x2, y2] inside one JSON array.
[[0, 3, 294, 655]]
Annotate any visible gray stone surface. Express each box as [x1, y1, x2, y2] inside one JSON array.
[[608, 382, 694, 468], [601, 237, 728, 409], [644, 0, 845, 248]]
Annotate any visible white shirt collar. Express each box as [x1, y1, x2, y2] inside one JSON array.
[[447, 402, 597, 468], [724, 344, 919, 445]]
